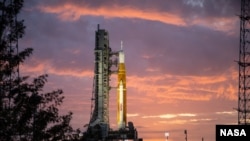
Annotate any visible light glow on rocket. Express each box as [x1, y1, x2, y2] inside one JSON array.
[[117, 41, 127, 129], [119, 80, 124, 125]]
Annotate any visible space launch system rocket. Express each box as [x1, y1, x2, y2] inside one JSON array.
[[117, 41, 127, 129]]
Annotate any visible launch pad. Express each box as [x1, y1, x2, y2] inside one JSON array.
[[81, 25, 143, 141]]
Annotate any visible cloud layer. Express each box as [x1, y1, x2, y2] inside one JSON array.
[[19, 0, 240, 141]]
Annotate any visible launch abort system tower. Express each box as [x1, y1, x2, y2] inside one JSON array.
[[82, 25, 142, 141]]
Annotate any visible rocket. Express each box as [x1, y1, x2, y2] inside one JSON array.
[[117, 41, 127, 129]]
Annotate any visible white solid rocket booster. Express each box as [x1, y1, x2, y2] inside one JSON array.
[[117, 41, 126, 129]]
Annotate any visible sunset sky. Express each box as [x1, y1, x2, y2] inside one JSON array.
[[19, 0, 241, 140]]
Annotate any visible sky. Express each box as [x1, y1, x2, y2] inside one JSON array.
[[19, 0, 241, 141]]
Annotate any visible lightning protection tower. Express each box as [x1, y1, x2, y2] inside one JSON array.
[[238, 0, 250, 124]]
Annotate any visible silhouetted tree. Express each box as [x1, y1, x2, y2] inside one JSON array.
[[0, 0, 79, 140]]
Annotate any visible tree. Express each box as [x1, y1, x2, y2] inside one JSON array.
[[0, 0, 79, 140]]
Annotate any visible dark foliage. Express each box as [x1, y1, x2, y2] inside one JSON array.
[[0, 0, 80, 140]]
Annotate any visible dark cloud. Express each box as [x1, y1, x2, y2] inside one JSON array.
[[100, 18, 238, 76], [179, 0, 240, 19], [145, 24, 239, 76], [20, 5, 97, 71]]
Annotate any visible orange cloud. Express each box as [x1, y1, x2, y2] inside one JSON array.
[[38, 3, 237, 33], [142, 114, 177, 119], [20, 60, 93, 78], [159, 119, 188, 125], [127, 67, 237, 103], [216, 111, 237, 115], [142, 113, 196, 119], [127, 113, 140, 117], [38, 3, 185, 26], [26, 59, 237, 106]]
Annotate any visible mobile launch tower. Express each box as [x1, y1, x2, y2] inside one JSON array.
[[82, 25, 142, 141]]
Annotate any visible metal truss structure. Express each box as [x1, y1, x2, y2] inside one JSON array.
[[238, 0, 250, 124]]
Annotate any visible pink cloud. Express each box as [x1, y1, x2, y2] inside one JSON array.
[[38, 3, 186, 26], [126, 67, 237, 103], [38, 2, 238, 33], [20, 59, 93, 77]]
